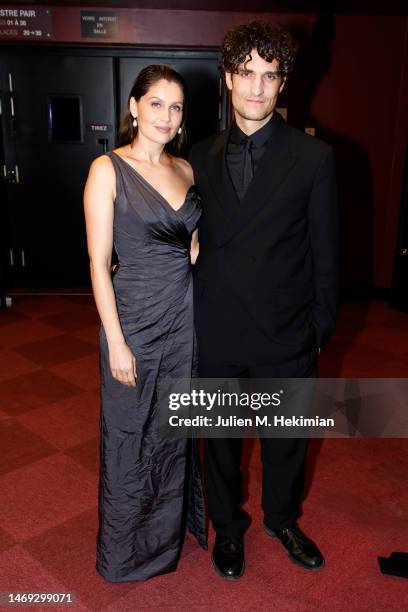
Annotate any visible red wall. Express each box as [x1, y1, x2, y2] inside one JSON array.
[[2, 7, 407, 289], [305, 15, 408, 289]]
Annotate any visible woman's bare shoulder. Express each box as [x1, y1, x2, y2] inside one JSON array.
[[85, 155, 116, 199], [90, 153, 114, 170], [172, 155, 194, 183], [87, 153, 116, 180]]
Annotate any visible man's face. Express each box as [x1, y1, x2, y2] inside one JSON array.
[[225, 50, 285, 126]]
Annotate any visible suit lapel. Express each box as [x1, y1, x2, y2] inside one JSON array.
[[220, 113, 297, 246]]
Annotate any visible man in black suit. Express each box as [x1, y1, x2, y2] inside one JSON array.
[[189, 21, 339, 579]]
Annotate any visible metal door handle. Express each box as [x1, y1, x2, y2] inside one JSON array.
[[98, 138, 108, 153]]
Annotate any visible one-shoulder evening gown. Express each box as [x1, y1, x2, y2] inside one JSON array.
[[96, 151, 207, 582]]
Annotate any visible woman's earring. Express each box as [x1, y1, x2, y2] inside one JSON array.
[[177, 127, 182, 135], [132, 117, 138, 128]]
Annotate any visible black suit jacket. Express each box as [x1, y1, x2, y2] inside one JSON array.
[[189, 111, 340, 366]]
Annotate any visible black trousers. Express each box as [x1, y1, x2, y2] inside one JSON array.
[[199, 351, 317, 538]]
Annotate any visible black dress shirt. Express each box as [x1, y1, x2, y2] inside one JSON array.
[[226, 113, 277, 200]]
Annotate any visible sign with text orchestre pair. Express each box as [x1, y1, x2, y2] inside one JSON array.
[[0, 7, 52, 40]]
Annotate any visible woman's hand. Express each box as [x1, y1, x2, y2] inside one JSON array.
[[108, 339, 137, 387]]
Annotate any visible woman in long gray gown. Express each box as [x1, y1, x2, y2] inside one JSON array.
[[84, 65, 206, 582]]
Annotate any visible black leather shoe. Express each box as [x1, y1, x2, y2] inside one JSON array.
[[212, 534, 245, 580], [264, 524, 325, 571]]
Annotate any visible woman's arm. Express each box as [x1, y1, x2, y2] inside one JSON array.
[[174, 157, 199, 265], [83, 156, 136, 387], [190, 229, 199, 265]]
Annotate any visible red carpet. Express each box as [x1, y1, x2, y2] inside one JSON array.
[[0, 296, 407, 610]]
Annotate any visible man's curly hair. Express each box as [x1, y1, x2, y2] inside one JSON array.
[[221, 20, 298, 77]]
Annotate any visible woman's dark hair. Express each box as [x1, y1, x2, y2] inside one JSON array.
[[117, 64, 187, 154], [221, 21, 298, 78]]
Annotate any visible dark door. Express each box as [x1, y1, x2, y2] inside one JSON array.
[[2, 53, 115, 287], [1, 49, 223, 290]]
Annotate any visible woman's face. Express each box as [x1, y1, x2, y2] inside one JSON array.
[[130, 78, 184, 146]]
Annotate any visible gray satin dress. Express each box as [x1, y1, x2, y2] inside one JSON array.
[[96, 151, 207, 583]]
